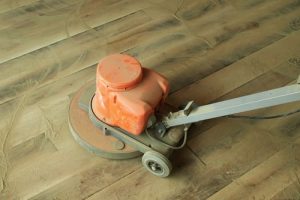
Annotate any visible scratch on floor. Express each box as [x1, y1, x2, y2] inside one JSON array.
[[0, 94, 26, 193], [38, 106, 59, 151]]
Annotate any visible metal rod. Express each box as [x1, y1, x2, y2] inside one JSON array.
[[163, 84, 300, 128]]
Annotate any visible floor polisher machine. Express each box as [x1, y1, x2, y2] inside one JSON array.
[[69, 54, 300, 177]]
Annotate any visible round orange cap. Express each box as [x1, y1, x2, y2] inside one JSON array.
[[97, 54, 143, 89]]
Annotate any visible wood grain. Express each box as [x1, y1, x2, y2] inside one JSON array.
[[0, 0, 300, 199]]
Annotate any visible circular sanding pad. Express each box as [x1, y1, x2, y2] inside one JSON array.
[[68, 81, 141, 159]]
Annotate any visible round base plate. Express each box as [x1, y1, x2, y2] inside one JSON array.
[[68, 81, 141, 160]]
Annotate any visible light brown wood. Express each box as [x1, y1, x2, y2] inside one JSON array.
[[0, 0, 300, 199], [0, 0, 39, 14]]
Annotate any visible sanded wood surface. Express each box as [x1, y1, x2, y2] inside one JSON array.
[[0, 0, 300, 199]]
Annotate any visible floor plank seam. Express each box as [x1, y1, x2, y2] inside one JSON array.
[[0, 43, 146, 106], [214, 72, 293, 104], [169, 30, 298, 97], [186, 145, 207, 166], [83, 166, 143, 200], [0, 8, 147, 65], [207, 141, 300, 199], [0, 63, 96, 106]]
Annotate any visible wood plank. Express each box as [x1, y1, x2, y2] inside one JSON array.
[[1, 0, 300, 199], [184, 66, 300, 172], [1, 146, 141, 200], [185, 69, 295, 140], [271, 181, 300, 200], [179, 92, 300, 199], [145, 3, 300, 92], [179, 0, 297, 46], [183, 72, 300, 199], [2, 0, 299, 106], [207, 142, 300, 200], [0, 67, 95, 196], [0, 0, 151, 64], [1, 66, 95, 150], [174, 0, 280, 22], [168, 30, 300, 106], [0, 0, 39, 14], [29, 158, 141, 200], [86, 148, 206, 200]]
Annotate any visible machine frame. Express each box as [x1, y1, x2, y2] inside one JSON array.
[[69, 77, 300, 177]]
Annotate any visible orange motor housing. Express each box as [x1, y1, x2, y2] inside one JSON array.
[[92, 54, 169, 135]]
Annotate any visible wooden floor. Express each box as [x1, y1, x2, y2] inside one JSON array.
[[0, 0, 300, 199]]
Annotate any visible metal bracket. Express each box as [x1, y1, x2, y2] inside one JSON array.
[[154, 122, 167, 138], [183, 101, 195, 116], [163, 84, 300, 128]]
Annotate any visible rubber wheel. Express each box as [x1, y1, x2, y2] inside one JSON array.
[[142, 151, 172, 177]]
